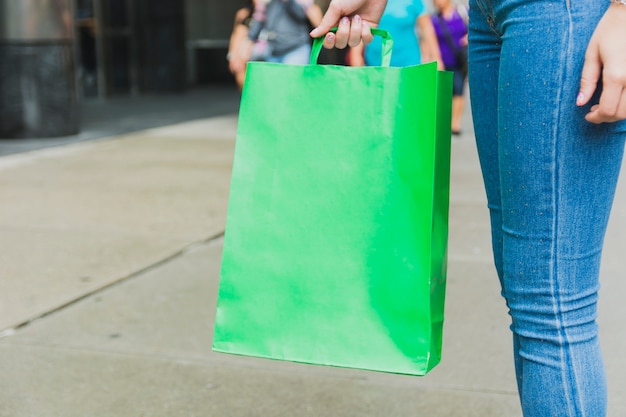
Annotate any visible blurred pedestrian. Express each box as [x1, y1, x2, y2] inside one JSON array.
[[227, 0, 256, 91], [248, 0, 323, 65], [431, 0, 468, 135], [346, 0, 442, 68]]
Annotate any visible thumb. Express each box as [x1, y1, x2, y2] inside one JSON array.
[[310, 5, 341, 38], [577, 46, 601, 106]]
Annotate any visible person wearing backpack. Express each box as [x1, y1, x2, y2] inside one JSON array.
[[248, 0, 323, 65]]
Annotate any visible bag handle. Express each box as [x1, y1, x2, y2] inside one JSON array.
[[310, 27, 394, 67]]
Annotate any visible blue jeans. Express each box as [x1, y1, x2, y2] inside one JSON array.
[[266, 43, 311, 65], [468, 0, 626, 415]]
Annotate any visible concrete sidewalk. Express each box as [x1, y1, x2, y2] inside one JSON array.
[[1, 112, 626, 416]]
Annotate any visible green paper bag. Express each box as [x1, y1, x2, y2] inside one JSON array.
[[213, 29, 453, 376]]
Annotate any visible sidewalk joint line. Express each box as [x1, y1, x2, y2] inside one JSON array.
[[0, 231, 225, 338]]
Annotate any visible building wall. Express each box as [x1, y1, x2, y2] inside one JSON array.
[[184, 0, 242, 84], [0, 0, 79, 138], [186, 0, 241, 41]]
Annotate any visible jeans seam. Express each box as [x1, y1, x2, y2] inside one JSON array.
[[552, 6, 580, 416], [473, 0, 501, 36]]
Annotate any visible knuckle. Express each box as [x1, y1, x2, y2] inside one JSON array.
[[599, 108, 616, 119], [347, 36, 361, 48]]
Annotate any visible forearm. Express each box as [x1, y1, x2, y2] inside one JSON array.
[[306, 4, 324, 27], [348, 43, 366, 66], [229, 25, 248, 55], [417, 15, 442, 66]]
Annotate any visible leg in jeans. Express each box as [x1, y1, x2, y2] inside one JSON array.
[[468, 0, 626, 415]]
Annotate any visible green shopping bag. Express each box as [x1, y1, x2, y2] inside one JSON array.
[[213, 29, 453, 376]]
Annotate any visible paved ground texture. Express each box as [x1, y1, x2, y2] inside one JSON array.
[[1, 89, 626, 416]]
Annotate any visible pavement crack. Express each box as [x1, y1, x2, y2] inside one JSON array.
[[0, 231, 224, 338]]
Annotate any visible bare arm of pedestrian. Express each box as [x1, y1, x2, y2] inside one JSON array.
[[228, 8, 253, 75], [309, 0, 388, 48], [306, 4, 324, 27], [347, 43, 366, 66], [417, 14, 443, 70], [577, 2, 626, 123], [460, 33, 468, 47]]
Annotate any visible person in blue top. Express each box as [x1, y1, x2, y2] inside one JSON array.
[[347, 0, 441, 67]]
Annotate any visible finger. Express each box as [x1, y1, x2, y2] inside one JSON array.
[[601, 65, 626, 120], [588, 75, 623, 123], [618, 94, 626, 121], [577, 49, 601, 107], [361, 21, 374, 45], [591, 90, 626, 123], [334, 16, 351, 49], [322, 32, 336, 49], [585, 107, 607, 124], [585, 110, 615, 124], [585, 88, 625, 124], [310, 4, 341, 38], [347, 15, 363, 48]]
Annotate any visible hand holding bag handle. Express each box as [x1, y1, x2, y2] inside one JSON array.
[[310, 27, 394, 66]]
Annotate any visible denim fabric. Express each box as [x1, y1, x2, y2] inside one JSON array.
[[266, 43, 311, 65], [468, 0, 626, 415], [448, 65, 466, 97]]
